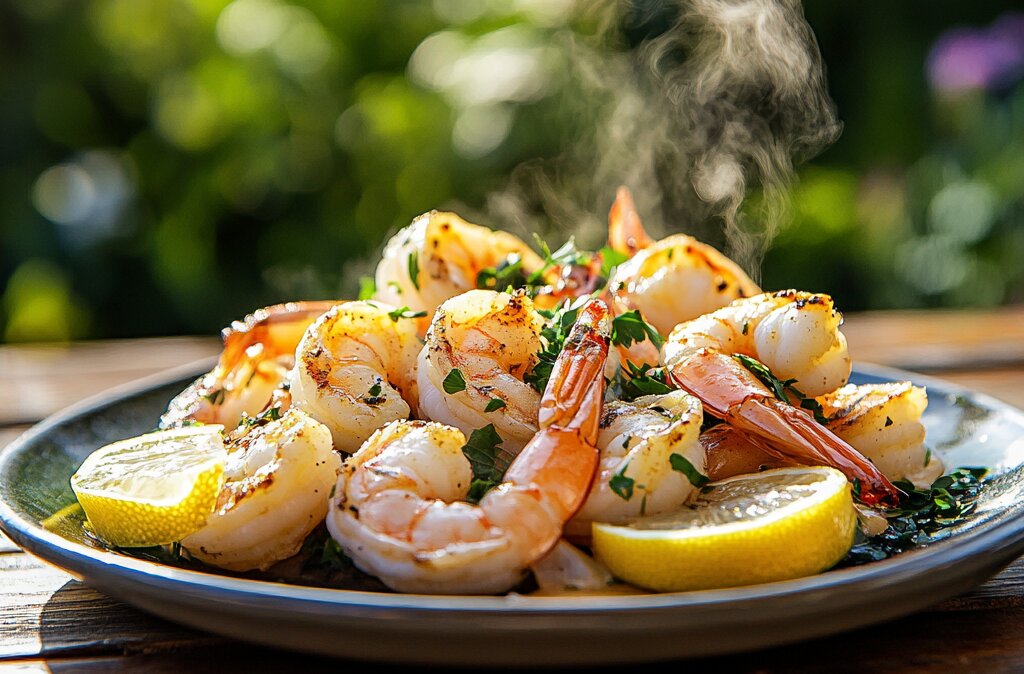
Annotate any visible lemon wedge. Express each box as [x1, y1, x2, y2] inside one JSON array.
[[70, 425, 227, 548], [592, 466, 856, 592]]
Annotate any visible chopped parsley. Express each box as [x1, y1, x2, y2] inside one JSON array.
[[599, 246, 630, 278], [476, 254, 528, 292], [732, 354, 830, 425], [669, 453, 710, 488], [526, 235, 590, 286], [407, 251, 420, 290], [301, 531, 353, 573], [461, 424, 510, 502], [387, 306, 428, 321], [611, 310, 663, 350], [610, 463, 635, 501], [523, 297, 587, 393], [619, 361, 673, 402], [237, 405, 282, 429], [358, 276, 376, 301], [838, 467, 988, 567], [442, 368, 467, 394], [367, 382, 382, 397], [484, 398, 507, 413]]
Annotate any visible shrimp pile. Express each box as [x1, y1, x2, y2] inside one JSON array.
[[93, 186, 948, 593]]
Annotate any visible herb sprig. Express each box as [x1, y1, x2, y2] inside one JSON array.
[[461, 424, 513, 502], [523, 297, 588, 393], [839, 467, 988, 567], [732, 354, 830, 424]]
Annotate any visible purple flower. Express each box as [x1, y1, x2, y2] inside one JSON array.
[[927, 12, 1024, 94]]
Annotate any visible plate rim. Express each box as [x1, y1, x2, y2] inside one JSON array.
[[2, 360, 1024, 615]]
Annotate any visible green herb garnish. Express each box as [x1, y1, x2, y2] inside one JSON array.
[[484, 398, 506, 413], [523, 298, 586, 393], [610, 463, 635, 501], [669, 453, 709, 487], [619, 361, 673, 402], [461, 424, 511, 502], [611, 310, 663, 349], [599, 246, 629, 279], [358, 276, 376, 301], [387, 306, 427, 321], [407, 251, 420, 290], [733, 354, 830, 424], [442, 368, 467, 394]]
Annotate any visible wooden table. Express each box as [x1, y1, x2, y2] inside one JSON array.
[[1, 308, 1023, 672]]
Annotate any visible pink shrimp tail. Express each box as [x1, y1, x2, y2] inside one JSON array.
[[671, 350, 900, 506], [607, 186, 654, 257]]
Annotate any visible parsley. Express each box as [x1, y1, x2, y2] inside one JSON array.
[[442, 368, 467, 394], [407, 252, 420, 290], [525, 235, 589, 286], [116, 541, 187, 566], [599, 246, 629, 279], [732, 354, 830, 424], [484, 398, 506, 413], [610, 463, 635, 501], [523, 298, 586, 393], [387, 306, 427, 322], [476, 254, 527, 292], [461, 424, 511, 502], [202, 388, 225, 406], [619, 361, 673, 402], [301, 531, 353, 573], [358, 276, 376, 301], [611, 310, 663, 349], [838, 467, 988, 567], [238, 405, 282, 429], [387, 280, 403, 295], [669, 453, 709, 487], [367, 382, 382, 397]]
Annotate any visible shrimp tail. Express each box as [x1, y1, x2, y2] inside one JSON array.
[[670, 350, 901, 506], [219, 301, 338, 371], [607, 186, 653, 257]]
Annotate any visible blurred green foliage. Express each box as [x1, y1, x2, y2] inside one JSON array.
[[0, 0, 1021, 342]]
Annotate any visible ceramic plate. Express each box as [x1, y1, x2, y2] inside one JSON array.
[[2, 362, 1024, 665]]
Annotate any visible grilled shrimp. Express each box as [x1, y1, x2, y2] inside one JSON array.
[[417, 289, 544, 455], [181, 409, 339, 572], [161, 301, 335, 429], [326, 300, 611, 594], [374, 211, 544, 330], [290, 301, 421, 453], [607, 187, 760, 338], [662, 290, 899, 505], [703, 382, 941, 489], [565, 390, 705, 541]]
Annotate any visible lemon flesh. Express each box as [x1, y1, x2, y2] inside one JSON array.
[[592, 467, 856, 592], [70, 425, 227, 548]]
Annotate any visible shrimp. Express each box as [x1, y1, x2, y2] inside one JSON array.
[[607, 186, 761, 338], [290, 300, 421, 453], [565, 390, 705, 540], [702, 382, 942, 489], [374, 210, 545, 330], [181, 408, 340, 572], [325, 300, 611, 594], [417, 289, 544, 455], [662, 290, 900, 505], [161, 301, 336, 429]]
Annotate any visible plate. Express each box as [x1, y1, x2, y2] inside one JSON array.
[[2, 362, 1024, 665]]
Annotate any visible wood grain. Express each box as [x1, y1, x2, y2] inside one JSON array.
[[0, 307, 1022, 671]]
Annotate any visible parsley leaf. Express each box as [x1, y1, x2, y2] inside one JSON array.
[[599, 246, 630, 279], [669, 453, 709, 487], [522, 298, 586, 392], [484, 398, 506, 413], [476, 254, 527, 292], [442, 368, 467, 394], [358, 276, 376, 301], [461, 424, 511, 502], [610, 463, 635, 501], [407, 251, 420, 290], [237, 405, 283, 429], [619, 361, 673, 402], [732, 354, 830, 424], [611, 310, 663, 349], [367, 382, 382, 397], [387, 306, 428, 322]]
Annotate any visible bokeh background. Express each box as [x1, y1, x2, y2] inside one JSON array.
[[1, 0, 1022, 342]]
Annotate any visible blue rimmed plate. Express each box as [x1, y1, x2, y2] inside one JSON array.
[[1, 362, 1023, 665]]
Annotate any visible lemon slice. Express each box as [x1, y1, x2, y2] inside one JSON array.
[[592, 466, 856, 592], [70, 425, 227, 548]]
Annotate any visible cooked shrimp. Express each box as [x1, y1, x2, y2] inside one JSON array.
[[290, 300, 421, 453], [181, 408, 339, 572], [565, 390, 705, 540], [161, 301, 336, 429], [374, 211, 544, 330], [325, 300, 611, 594], [417, 289, 544, 455], [607, 187, 760, 338], [662, 290, 900, 505], [703, 382, 941, 489]]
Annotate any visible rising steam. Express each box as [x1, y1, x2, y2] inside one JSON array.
[[485, 0, 841, 277]]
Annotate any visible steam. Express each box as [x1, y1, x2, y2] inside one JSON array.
[[485, 0, 841, 276]]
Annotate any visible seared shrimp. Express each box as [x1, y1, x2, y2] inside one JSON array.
[[161, 301, 335, 429], [326, 300, 611, 594], [290, 301, 421, 453], [703, 382, 941, 489], [565, 390, 705, 540], [417, 289, 544, 455], [374, 211, 544, 329], [182, 409, 339, 571], [605, 187, 760, 365], [662, 290, 899, 505]]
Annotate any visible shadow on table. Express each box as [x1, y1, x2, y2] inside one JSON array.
[[35, 579, 1024, 673]]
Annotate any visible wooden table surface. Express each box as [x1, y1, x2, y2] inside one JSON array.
[[1, 307, 1023, 672]]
